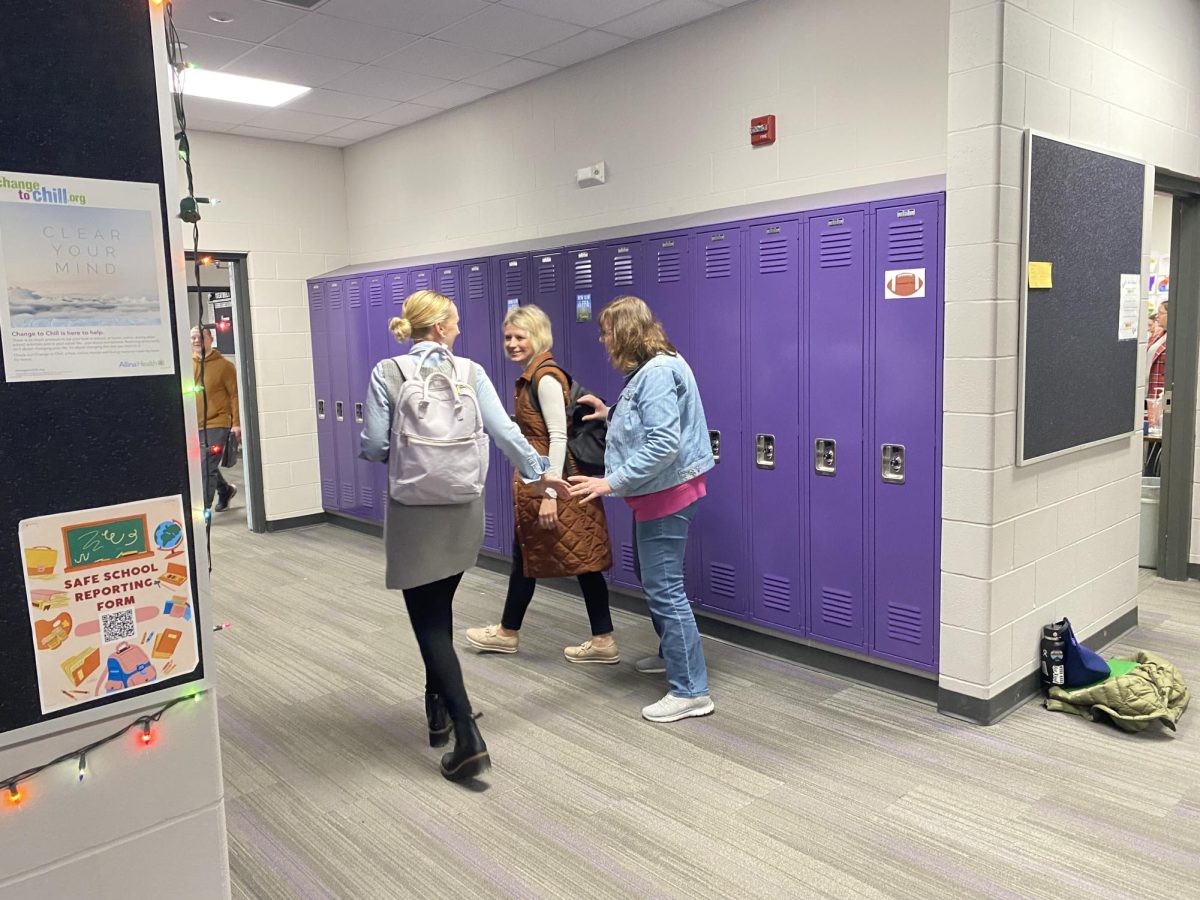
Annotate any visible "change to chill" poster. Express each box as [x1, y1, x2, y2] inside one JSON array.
[[0, 171, 174, 382], [18, 495, 200, 713]]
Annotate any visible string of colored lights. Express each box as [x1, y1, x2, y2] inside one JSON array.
[[3, 694, 199, 807]]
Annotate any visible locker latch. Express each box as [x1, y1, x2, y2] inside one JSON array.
[[354, 402, 364, 424], [335, 401, 344, 422], [814, 439, 836, 475], [318, 399, 326, 420], [709, 430, 721, 463], [881, 444, 905, 484], [755, 434, 775, 469]]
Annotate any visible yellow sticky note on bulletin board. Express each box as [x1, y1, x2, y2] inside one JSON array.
[[1028, 261, 1053, 289]]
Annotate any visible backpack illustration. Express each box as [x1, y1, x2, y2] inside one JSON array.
[[389, 349, 490, 506], [104, 641, 157, 693], [527, 361, 607, 477]]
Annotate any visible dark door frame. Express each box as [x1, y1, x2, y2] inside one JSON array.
[[1154, 170, 1200, 580], [186, 251, 267, 534]]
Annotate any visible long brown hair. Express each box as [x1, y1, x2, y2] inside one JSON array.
[[598, 296, 676, 372]]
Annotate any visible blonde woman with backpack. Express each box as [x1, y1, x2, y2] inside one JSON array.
[[465, 304, 617, 664], [360, 290, 568, 782]]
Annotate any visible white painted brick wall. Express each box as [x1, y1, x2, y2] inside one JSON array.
[[944, 0, 1200, 698]]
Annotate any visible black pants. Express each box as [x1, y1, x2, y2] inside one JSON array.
[[402, 572, 472, 723], [501, 533, 614, 635], [200, 427, 231, 508]]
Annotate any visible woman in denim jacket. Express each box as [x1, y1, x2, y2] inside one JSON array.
[[568, 296, 716, 723]]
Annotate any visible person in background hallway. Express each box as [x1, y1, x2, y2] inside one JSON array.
[[190, 325, 239, 512], [568, 296, 716, 724], [466, 305, 618, 664], [360, 290, 567, 782], [1148, 299, 1168, 402]]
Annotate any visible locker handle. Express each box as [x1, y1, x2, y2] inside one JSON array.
[[354, 402, 364, 424], [881, 443, 905, 484], [814, 439, 836, 475], [317, 399, 326, 420], [335, 401, 344, 422], [755, 434, 775, 469], [709, 430, 721, 464]]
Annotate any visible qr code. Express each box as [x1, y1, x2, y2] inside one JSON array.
[[100, 608, 136, 644]]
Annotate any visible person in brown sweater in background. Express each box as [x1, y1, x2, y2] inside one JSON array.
[[191, 325, 240, 511]]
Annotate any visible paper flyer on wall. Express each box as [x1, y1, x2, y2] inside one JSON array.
[[18, 496, 199, 713], [1118, 273, 1140, 340], [0, 171, 174, 382]]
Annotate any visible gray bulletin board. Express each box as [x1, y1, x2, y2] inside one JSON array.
[[1018, 131, 1147, 465]]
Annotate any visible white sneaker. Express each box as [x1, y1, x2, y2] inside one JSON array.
[[641, 692, 714, 723], [634, 655, 666, 674]]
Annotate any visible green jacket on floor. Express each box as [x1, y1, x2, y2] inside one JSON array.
[[1046, 650, 1189, 733]]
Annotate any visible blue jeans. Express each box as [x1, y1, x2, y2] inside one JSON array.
[[634, 501, 709, 698]]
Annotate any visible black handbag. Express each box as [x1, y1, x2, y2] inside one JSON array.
[[527, 361, 607, 477], [220, 430, 240, 468]]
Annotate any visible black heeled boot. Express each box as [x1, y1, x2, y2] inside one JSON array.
[[425, 693, 451, 748], [440, 716, 490, 782]]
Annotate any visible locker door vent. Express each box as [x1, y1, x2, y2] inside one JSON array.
[[704, 244, 732, 279], [309, 285, 323, 310], [709, 562, 736, 598], [360, 486, 374, 509], [757, 237, 789, 275], [820, 587, 854, 627], [329, 282, 343, 309], [413, 271, 431, 291], [886, 603, 922, 644], [347, 281, 362, 308], [613, 254, 634, 286], [887, 222, 925, 263], [322, 480, 336, 505], [657, 249, 681, 283], [438, 270, 456, 299], [818, 232, 853, 268], [390, 277, 407, 306], [484, 513, 496, 539], [621, 543, 637, 576], [537, 262, 557, 294], [467, 270, 486, 302], [379, 488, 388, 510], [574, 256, 594, 290], [341, 483, 355, 506], [504, 266, 524, 298], [367, 279, 383, 307], [760, 574, 792, 612]]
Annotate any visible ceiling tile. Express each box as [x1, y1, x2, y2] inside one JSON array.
[[175, 29, 255, 70], [497, 0, 659, 29], [413, 82, 495, 110], [186, 118, 236, 134], [222, 45, 360, 86], [525, 29, 631, 67], [465, 58, 557, 90], [324, 120, 398, 141], [602, 0, 721, 40], [230, 124, 319, 142], [308, 135, 355, 147], [167, 0, 306, 43], [279, 88, 396, 120], [369, 103, 442, 126], [322, 66, 452, 101], [178, 95, 263, 126], [266, 13, 420, 64], [242, 108, 358, 136], [431, 5, 583, 56], [708, 0, 754, 6], [319, 0, 490, 36], [374, 38, 511, 80]]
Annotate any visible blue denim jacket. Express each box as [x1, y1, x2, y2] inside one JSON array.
[[606, 353, 715, 497], [359, 341, 548, 482]]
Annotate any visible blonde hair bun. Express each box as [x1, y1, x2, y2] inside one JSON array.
[[389, 316, 412, 342]]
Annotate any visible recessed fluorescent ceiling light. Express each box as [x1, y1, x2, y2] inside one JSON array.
[[170, 67, 309, 107]]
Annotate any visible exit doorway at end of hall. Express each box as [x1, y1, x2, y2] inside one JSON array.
[[186, 251, 266, 534], [1142, 172, 1200, 581]]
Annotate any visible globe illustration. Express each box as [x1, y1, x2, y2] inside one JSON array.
[[155, 520, 184, 553]]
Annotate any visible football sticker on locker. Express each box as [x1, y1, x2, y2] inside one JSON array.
[[507, 298, 520, 311], [884, 268, 926, 299], [576, 293, 592, 322]]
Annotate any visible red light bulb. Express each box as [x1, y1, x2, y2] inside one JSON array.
[[210, 444, 223, 456]]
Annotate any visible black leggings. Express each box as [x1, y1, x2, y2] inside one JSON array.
[[402, 572, 472, 723], [501, 534, 613, 635]]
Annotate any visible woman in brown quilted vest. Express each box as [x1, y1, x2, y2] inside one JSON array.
[[466, 305, 618, 663]]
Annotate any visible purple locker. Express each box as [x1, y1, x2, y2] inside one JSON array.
[[375, 269, 410, 512], [747, 219, 803, 632], [496, 254, 531, 415], [806, 208, 867, 650], [325, 280, 355, 514], [870, 198, 942, 670], [344, 276, 376, 521], [410, 266, 433, 294], [387, 268, 410, 328], [308, 280, 339, 511], [364, 273, 390, 523], [689, 227, 747, 617], [532, 251, 567, 367]]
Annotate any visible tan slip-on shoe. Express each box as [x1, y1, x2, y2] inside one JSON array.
[[564, 639, 620, 665], [466, 625, 519, 654]]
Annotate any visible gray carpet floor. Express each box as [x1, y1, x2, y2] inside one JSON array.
[[206, 516, 1198, 899]]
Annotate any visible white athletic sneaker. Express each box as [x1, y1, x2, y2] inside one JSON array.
[[641, 692, 715, 723], [634, 655, 666, 674]]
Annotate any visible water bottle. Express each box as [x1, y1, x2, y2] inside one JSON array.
[[1040, 621, 1067, 693]]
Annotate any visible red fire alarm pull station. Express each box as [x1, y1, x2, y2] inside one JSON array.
[[750, 114, 775, 146]]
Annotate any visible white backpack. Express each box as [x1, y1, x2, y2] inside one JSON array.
[[388, 348, 490, 506]]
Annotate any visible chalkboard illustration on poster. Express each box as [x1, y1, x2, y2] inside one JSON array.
[[0, 170, 174, 383], [18, 495, 199, 713]]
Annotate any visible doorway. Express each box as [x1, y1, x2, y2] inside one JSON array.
[[186, 252, 266, 533]]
